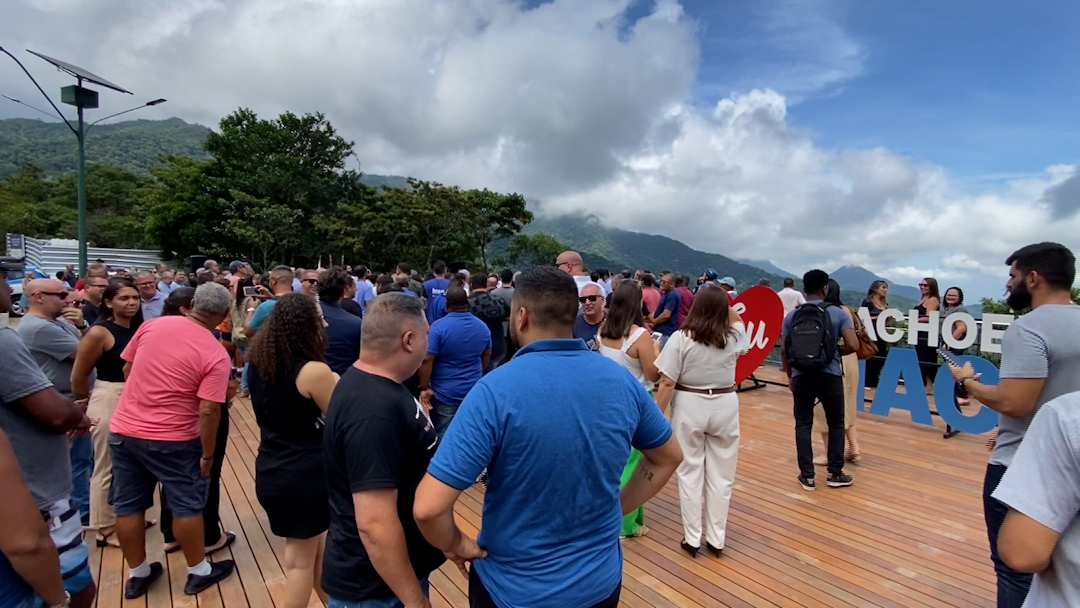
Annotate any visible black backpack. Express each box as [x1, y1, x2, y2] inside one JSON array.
[[785, 303, 836, 372]]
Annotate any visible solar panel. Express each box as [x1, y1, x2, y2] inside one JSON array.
[[26, 49, 132, 95]]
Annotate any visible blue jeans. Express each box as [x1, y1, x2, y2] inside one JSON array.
[[238, 342, 250, 394], [984, 463, 1033, 607], [327, 579, 429, 608], [430, 397, 459, 440], [69, 434, 93, 525]]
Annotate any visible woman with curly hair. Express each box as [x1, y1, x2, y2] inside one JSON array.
[[247, 293, 339, 608]]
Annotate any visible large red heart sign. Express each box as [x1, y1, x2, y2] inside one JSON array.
[[731, 285, 785, 385]]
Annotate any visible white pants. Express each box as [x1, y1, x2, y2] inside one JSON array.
[[672, 392, 740, 549]]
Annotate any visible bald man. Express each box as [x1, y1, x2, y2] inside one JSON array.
[[572, 282, 606, 350], [557, 250, 604, 296]]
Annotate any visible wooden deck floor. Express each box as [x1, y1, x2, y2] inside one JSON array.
[[87, 371, 996, 608]]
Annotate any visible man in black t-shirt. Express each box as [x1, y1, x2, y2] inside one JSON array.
[[468, 273, 510, 371], [322, 292, 446, 606]]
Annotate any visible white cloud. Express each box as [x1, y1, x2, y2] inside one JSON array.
[[1, 0, 1075, 302], [881, 266, 969, 282]]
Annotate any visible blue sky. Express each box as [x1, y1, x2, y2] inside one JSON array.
[[679, 0, 1080, 184]]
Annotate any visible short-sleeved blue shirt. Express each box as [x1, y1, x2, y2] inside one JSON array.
[[780, 300, 853, 377], [248, 298, 278, 331], [426, 312, 491, 405], [423, 277, 450, 323], [427, 339, 673, 608], [653, 288, 681, 336]]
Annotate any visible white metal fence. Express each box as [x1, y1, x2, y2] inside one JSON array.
[[6, 234, 163, 278]]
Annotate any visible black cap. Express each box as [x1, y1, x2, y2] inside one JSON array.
[[0, 257, 25, 273]]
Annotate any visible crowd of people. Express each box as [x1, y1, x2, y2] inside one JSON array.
[[0, 241, 1077, 608]]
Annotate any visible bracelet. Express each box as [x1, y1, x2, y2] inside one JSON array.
[[47, 591, 71, 608], [200, 456, 214, 461]]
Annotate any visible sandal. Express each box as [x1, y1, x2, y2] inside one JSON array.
[[96, 520, 156, 548], [845, 450, 862, 464], [206, 531, 237, 555], [620, 525, 649, 540]]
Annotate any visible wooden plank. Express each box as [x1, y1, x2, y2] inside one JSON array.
[[91, 382, 997, 608]]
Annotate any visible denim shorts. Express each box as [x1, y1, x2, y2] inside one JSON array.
[[108, 433, 209, 518], [327, 579, 429, 608]]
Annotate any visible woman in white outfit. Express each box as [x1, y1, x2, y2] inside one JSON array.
[[654, 286, 747, 558], [597, 281, 661, 538]]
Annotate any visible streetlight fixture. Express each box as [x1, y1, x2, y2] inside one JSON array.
[[0, 46, 164, 275]]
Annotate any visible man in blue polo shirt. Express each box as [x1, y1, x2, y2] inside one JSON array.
[[418, 284, 490, 438], [646, 271, 680, 347], [413, 266, 683, 608]]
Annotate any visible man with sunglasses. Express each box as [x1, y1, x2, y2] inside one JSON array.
[[573, 283, 606, 350], [244, 266, 296, 339]]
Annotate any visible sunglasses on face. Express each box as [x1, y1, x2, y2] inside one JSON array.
[[919, 283, 928, 287], [579, 295, 601, 303], [303, 279, 319, 286], [38, 291, 68, 298]]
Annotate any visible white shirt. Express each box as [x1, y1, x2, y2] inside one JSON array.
[[778, 287, 806, 317]]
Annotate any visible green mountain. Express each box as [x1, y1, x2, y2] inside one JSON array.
[[504, 214, 918, 309], [515, 214, 782, 288], [0, 117, 212, 176]]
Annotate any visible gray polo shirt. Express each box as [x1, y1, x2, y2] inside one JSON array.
[[0, 327, 71, 508], [992, 304, 1080, 467], [992, 394, 1080, 607]]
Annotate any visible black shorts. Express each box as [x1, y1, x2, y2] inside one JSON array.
[[108, 433, 209, 518]]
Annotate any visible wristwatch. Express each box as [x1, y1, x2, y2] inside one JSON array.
[[47, 591, 71, 607]]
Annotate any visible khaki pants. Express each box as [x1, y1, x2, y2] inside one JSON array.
[[672, 391, 740, 549], [87, 380, 125, 531]]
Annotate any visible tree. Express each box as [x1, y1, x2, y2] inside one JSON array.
[[222, 190, 303, 269], [462, 189, 532, 270], [506, 233, 566, 268], [144, 109, 358, 265]]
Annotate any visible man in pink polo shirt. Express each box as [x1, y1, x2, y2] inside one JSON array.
[[107, 282, 236, 599]]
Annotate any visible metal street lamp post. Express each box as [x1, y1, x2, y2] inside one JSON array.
[[0, 46, 165, 275]]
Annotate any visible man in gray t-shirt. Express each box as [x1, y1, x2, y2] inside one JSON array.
[[0, 326, 74, 508], [17, 312, 94, 398], [951, 242, 1079, 608], [993, 393, 1080, 608]]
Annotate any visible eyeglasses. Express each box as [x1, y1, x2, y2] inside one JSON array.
[[303, 279, 319, 286], [579, 295, 601, 303]]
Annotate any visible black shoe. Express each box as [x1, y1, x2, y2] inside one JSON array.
[[184, 560, 235, 595], [706, 543, 723, 558], [124, 562, 163, 599], [827, 473, 854, 487], [798, 475, 816, 491], [680, 541, 699, 558]]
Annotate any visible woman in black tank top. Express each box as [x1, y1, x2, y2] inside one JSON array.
[[247, 293, 340, 608], [71, 279, 144, 547]]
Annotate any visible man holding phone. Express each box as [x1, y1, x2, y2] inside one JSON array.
[[243, 266, 295, 339]]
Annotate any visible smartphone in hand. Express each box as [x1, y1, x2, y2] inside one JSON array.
[[243, 286, 259, 297]]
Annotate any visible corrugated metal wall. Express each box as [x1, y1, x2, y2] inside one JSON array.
[[6, 234, 163, 277]]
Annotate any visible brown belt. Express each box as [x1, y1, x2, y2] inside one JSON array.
[[674, 384, 735, 396]]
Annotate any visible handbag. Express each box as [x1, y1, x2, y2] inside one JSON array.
[[850, 310, 878, 361]]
